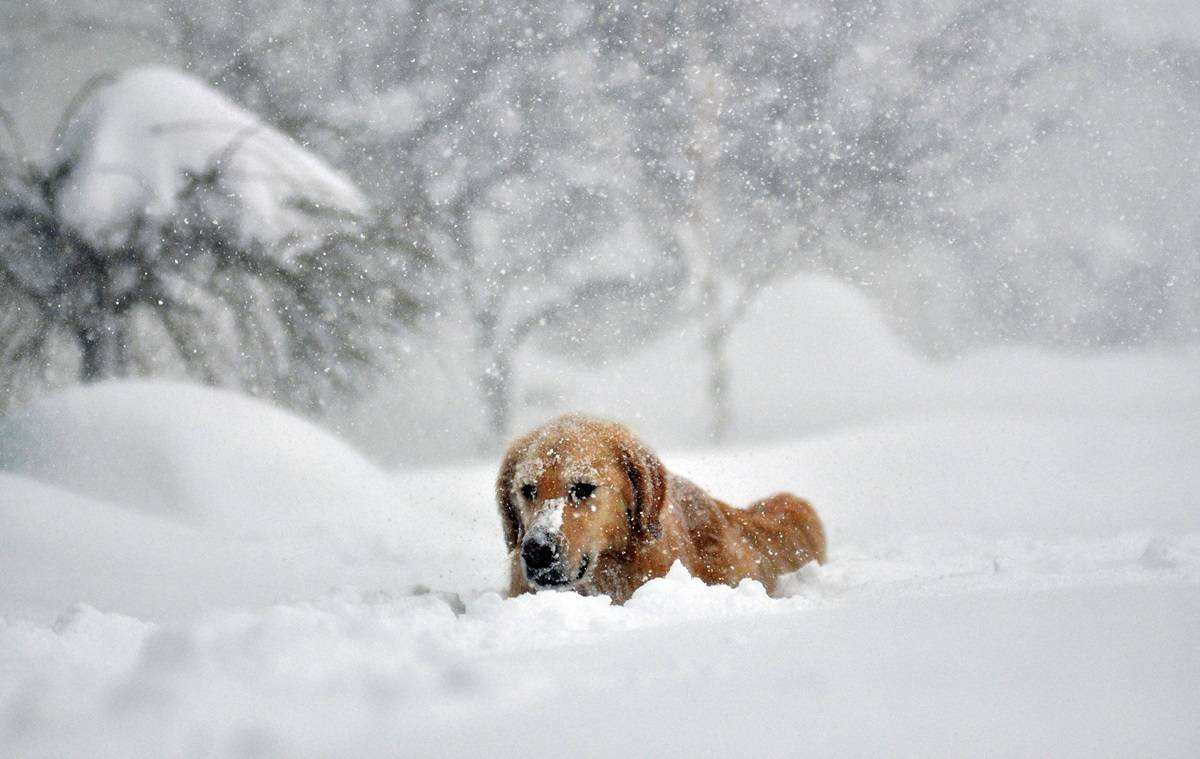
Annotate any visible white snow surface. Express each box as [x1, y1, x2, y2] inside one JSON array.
[[2, 285, 1199, 756], [51, 66, 368, 248]]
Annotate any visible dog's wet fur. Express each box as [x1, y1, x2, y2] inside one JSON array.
[[497, 415, 826, 604]]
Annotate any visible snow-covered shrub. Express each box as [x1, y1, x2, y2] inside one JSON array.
[[0, 67, 426, 413]]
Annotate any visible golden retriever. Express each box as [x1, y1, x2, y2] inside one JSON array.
[[497, 415, 826, 604]]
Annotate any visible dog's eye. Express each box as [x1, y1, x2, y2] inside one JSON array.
[[569, 482, 596, 501], [519, 484, 536, 501]]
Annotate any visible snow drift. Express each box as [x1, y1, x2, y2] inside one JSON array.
[[0, 381, 504, 622], [2, 371, 1198, 758], [1, 273, 1197, 756], [0, 380, 388, 524]]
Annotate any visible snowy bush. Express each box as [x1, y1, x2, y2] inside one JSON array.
[[0, 67, 425, 413]]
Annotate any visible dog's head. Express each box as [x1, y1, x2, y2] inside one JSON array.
[[496, 415, 667, 591]]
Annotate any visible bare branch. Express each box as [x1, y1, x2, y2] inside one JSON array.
[[0, 104, 30, 176], [50, 72, 119, 159]]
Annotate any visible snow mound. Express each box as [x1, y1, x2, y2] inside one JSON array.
[[0, 381, 508, 622], [0, 470, 441, 622], [728, 273, 1200, 438], [0, 379, 387, 526], [729, 275, 932, 432], [51, 66, 368, 247]]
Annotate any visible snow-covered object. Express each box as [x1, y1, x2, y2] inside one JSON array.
[[50, 66, 368, 248]]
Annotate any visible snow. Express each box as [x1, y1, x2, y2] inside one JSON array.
[[0, 380, 388, 524], [2, 278, 1198, 757], [51, 66, 368, 248], [0, 382, 503, 622], [528, 497, 567, 536]]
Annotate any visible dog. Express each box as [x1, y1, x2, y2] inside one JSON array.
[[496, 415, 826, 604]]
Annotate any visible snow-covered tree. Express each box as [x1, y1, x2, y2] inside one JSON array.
[[593, 0, 818, 438], [390, 1, 685, 444], [103, 0, 684, 443], [594, 0, 1200, 433], [0, 67, 423, 413], [7, 0, 1198, 439]]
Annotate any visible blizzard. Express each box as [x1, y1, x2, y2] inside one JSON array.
[[2, 277, 1197, 758]]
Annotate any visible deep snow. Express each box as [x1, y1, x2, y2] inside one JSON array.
[[1, 276, 1198, 757]]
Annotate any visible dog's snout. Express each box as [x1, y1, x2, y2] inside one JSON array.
[[522, 535, 560, 572]]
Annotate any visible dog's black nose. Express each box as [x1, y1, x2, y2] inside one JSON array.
[[522, 535, 559, 571]]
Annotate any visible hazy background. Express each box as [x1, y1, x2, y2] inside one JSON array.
[[2, 0, 1197, 464]]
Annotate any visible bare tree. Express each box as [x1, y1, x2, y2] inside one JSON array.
[[402, 18, 680, 444], [595, 1, 824, 439], [592, 0, 1188, 435]]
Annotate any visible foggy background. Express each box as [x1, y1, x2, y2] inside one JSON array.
[[2, 0, 1198, 463]]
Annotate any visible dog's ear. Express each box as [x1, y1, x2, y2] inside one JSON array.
[[495, 441, 525, 552], [617, 433, 667, 541]]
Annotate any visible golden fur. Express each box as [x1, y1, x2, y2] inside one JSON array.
[[497, 415, 826, 604]]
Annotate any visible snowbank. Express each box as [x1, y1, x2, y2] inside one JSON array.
[[729, 275, 1200, 436], [2, 325, 1198, 755], [52, 66, 367, 247], [0, 381, 506, 621], [0, 380, 387, 526], [1, 565, 1196, 758], [3, 373, 1195, 623]]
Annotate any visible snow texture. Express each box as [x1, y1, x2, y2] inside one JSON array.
[[51, 66, 368, 248], [1, 276, 1198, 757], [528, 496, 567, 536]]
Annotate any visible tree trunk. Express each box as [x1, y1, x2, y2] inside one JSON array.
[[77, 326, 104, 383], [704, 322, 732, 442], [475, 306, 513, 450], [481, 352, 512, 450]]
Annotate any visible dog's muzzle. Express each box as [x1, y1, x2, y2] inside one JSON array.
[[522, 534, 590, 588]]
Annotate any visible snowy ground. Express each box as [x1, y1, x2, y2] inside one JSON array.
[[2, 280, 1198, 757]]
